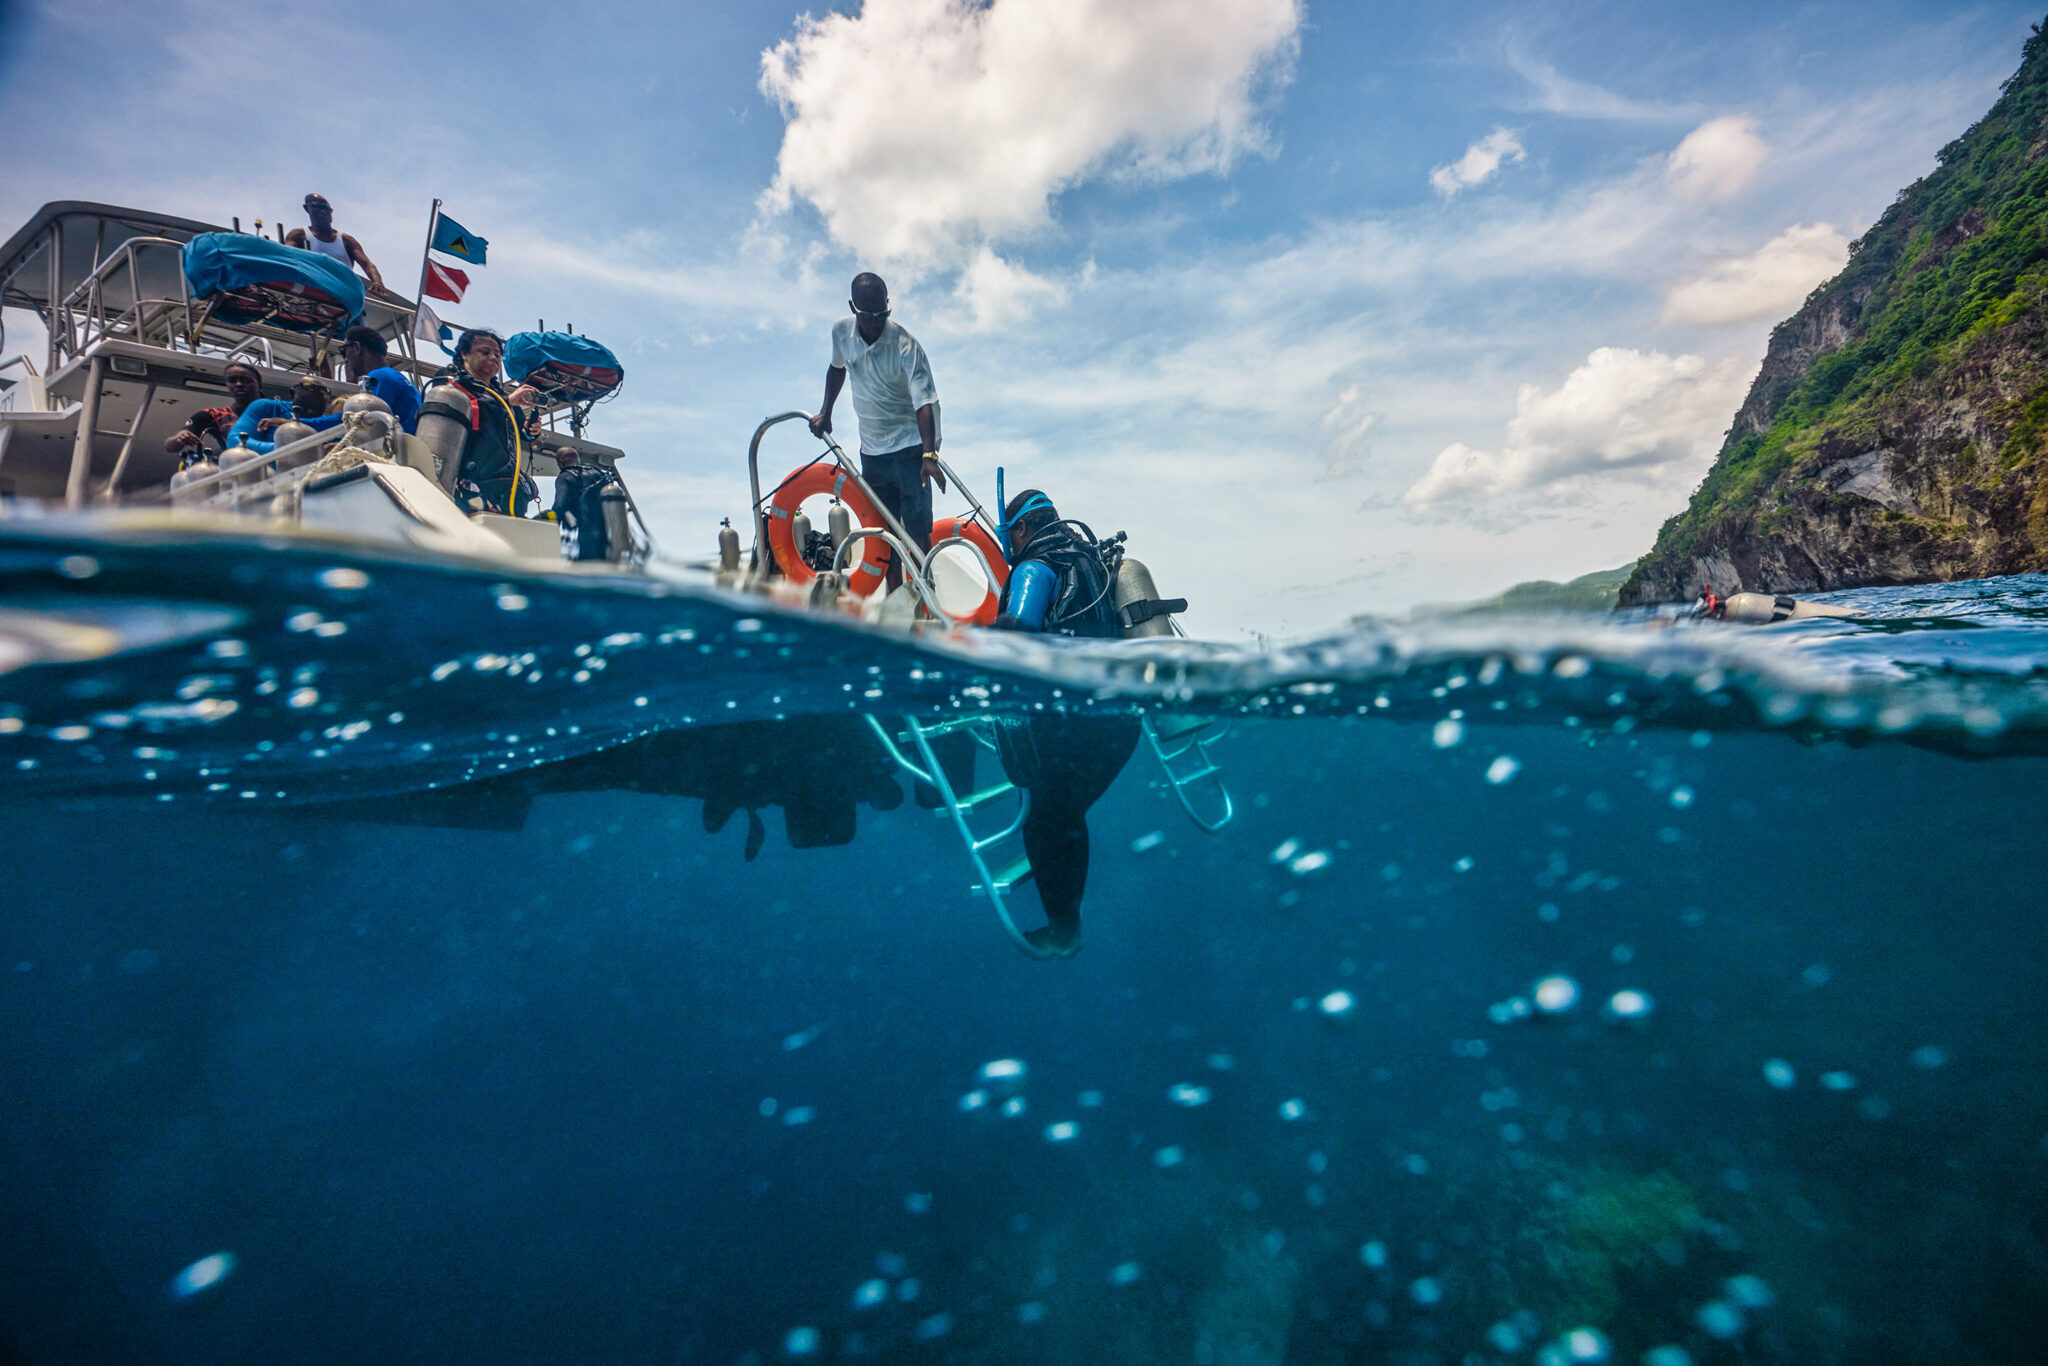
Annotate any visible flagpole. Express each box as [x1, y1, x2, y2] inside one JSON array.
[[409, 198, 441, 369]]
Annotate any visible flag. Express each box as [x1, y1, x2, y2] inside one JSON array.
[[423, 259, 470, 304], [430, 212, 487, 264], [413, 300, 455, 354]]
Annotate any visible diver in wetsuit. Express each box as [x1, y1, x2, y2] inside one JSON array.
[[991, 489, 1141, 958]]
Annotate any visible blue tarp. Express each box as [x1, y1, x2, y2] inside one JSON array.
[[505, 331, 624, 403], [182, 232, 365, 332]]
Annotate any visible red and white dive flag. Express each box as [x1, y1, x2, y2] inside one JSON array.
[[422, 259, 470, 304]]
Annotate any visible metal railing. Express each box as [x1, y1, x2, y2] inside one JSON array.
[[54, 237, 196, 365]]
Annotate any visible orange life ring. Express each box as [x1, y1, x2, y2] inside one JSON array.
[[928, 516, 1011, 626], [766, 464, 893, 596]]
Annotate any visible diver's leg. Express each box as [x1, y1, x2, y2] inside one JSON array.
[[998, 716, 1139, 956], [1020, 798, 1088, 952]]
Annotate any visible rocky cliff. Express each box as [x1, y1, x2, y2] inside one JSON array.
[[1620, 20, 2048, 606]]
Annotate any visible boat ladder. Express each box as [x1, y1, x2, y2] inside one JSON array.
[[862, 715, 1051, 959], [1142, 714, 1235, 833]]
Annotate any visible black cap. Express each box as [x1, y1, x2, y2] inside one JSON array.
[[851, 272, 889, 315]]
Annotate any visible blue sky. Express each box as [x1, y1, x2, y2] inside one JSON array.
[[2, 0, 2040, 637]]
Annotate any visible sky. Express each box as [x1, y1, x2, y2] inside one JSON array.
[[1, 0, 2041, 640]]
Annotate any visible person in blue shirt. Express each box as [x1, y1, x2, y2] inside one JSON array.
[[260, 326, 420, 441]]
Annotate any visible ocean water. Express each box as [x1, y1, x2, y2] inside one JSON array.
[[3, 528, 2047, 1365]]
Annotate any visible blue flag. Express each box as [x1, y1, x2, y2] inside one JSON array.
[[431, 212, 487, 265]]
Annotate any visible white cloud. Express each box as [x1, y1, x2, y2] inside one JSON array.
[[1402, 347, 1757, 507], [1505, 51, 1698, 122], [1665, 116, 1768, 200], [1661, 222, 1849, 326], [757, 0, 1301, 266], [1319, 383, 1377, 476], [1429, 127, 1526, 198], [952, 247, 1068, 333]]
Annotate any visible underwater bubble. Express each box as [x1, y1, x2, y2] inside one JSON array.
[[1488, 1322, 1524, 1352], [1279, 1098, 1307, 1121], [1696, 1301, 1744, 1338], [904, 1193, 931, 1214], [1801, 963, 1832, 988], [958, 1090, 988, 1112], [1486, 755, 1522, 784], [1270, 838, 1302, 863], [1858, 1095, 1893, 1121], [1290, 850, 1331, 875], [1533, 976, 1580, 1013], [168, 1252, 234, 1299], [1207, 1053, 1235, 1071], [1360, 1240, 1388, 1269], [1318, 990, 1355, 1019], [978, 1058, 1026, 1085], [759, 1098, 778, 1117], [1017, 1301, 1047, 1325], [782, 1106, 815, 1126], [1723, 1275, 1774, 1309], [1109, 1262, 1143, 1287], [1538, 901, 1561, 922], [1761, 1059, 1796, 1090], [852, 1279, 888, 1310], [1564, 1327, 1611, 1361], [1169, 1084, 1211, 1107], [1605, 990, 1653, 1021], [1078, 1090, 1103, 1107], [1045, 1121, 1079, 1143], [1432, 719, 1464, 748], [1307, 1150, 1327, 1174], [1305, 1184, 1326, 1207], [1820, 1071, 1857, 1091], [1402, 1153, 1430, 1175], [1130, 830, 1165, 853], [1643, 1348, 1695, 1366], [1536, 1347, 1569, 1366], [1453, 855, 1475, 873], [914, 1312, 953, 1340], [1001, 1096, 1027, 1118], [1912, 1045, 1950, 1069], [876, 1252, 907, 1276], [782, 1326, 820, 1356], [1365, 1300, 1391, 1328], [782, 1026, 820, 1051], [1668, 786, 1694, 809], [316, 567, 370, 591], [897, 1278, 922, 1302], [1154, 1145, 1184, 1168], [1409, 1276, 1442, 1306]]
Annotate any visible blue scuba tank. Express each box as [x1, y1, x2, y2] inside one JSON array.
[[1005, 559, 1058, 630]]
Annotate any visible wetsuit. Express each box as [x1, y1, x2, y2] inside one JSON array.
[[992, 516, 1140, 951], [551, 463, 620, 561]]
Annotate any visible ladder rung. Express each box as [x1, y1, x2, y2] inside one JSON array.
[[955, 781, 1017, 812], [1173, 764, 1221, 783], [991, 856, 1033, 891]]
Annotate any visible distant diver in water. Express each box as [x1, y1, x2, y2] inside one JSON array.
[[1689, 582, 1857, 624], [989, 488, 1142, 958]]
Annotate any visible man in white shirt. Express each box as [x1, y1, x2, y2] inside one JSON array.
[[809, 273, 945, 587]]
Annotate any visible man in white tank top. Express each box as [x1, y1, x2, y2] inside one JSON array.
[[284, 193, 387, 295]]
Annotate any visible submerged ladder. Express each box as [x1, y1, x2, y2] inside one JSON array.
[[862, 715, 1050, 959], [1142, 714, 1235, 833]]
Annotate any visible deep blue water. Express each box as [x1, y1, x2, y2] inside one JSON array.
[[3, 526, 2047, 1366]]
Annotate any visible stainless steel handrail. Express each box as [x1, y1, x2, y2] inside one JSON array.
[[57, 236, 193, 362]]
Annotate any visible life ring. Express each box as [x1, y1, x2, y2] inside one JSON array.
[[766, 464, 893, 596], [928, 516, 1010, 625]]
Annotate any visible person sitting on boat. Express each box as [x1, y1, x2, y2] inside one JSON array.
[[807, 272, 945, 590], [164, 360, 280, 462], [284, 193, 387, 296], [264, 327, 420, 438], [986, 488, 1141, 959], [291, 378, 332, 421], [435, 328, 544, 515]]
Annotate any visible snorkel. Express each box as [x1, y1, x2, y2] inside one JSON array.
[[996, 466, 1006, 558]]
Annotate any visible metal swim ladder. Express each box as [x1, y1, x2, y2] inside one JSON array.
[[1142, 714, 1235, 833], [862, 714, 1053, 960]]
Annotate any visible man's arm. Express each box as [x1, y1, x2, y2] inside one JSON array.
[[283, 228, 308, 249], [808, 366, 846, 438], [342, 234, 386, 294], [917, 404, 946, 493]]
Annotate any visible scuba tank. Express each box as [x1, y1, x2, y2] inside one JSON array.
[[716, 518, 743, 588], [1113, 557, 1184, 638], [598, 482, 631, 562], [415, 381, 474, 491], [827, 498, 852, 554], [268, 419, 319, 471], [169, 453, 219, 504], [218, 437, 266, 497], [792, 509, 813, 563]]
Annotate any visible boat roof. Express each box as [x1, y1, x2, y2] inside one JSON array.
[[0, 201, 225, 312]]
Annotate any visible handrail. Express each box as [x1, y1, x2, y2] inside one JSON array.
[[57, 236, 193, 362], [832, 526, 951, 628]]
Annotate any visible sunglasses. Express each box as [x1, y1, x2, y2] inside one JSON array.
[[853, 306, 890, 319]]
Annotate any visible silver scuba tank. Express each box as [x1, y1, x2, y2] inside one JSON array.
[[827, 498, 851, 553], [218, 438, 266, 497], [717, 518, 742, 572], [169, 454, 219, 504], [268, 419, 319, 471], [598, 483, 631, 562], [1113, 556, 1177, 638], [415, 381, 473, 492], [792, 509, 813, 562]]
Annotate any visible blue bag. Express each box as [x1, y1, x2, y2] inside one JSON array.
[[183, 232, 366, 333], [504, 331, 624, 402]]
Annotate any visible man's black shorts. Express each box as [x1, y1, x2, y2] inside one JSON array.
[[859, 444, 932, 551]]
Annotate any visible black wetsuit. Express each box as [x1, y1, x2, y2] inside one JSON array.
[[552, 463, 619, 561], [993, 520, 1140, 942]]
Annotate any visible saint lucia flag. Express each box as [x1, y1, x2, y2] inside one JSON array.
[[431, 212, 488, 265]]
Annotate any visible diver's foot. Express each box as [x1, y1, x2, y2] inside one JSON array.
[[1025, 922, 1082, 959], [913, 779, 945, 810]]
